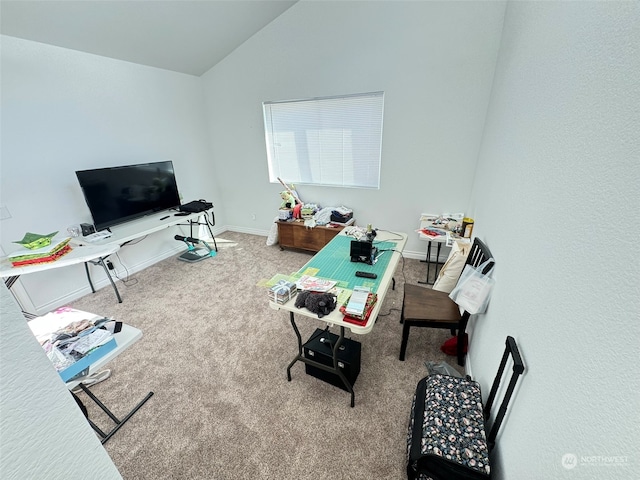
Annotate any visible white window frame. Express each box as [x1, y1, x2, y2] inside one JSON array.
[[263, 91, 384, 189]]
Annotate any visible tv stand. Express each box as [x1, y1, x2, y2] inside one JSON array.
[[74, 208, 217, 299], [77, 209, 216, 249]]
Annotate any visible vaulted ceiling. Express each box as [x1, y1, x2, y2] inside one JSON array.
[[0, 0, 298, 76]]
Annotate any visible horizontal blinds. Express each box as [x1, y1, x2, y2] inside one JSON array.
[[263, 91, 384, 188]]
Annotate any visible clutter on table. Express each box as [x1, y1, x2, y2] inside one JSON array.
[[268, 280, 298, 305], [8, 233, 72, 267], [28, 307, 120, 382]]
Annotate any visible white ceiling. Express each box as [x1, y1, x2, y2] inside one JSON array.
[[0, 0, 298, 76]]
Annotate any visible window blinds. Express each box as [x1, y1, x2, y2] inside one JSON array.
[[263, 91, 384, 189]]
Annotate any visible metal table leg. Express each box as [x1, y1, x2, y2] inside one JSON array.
[[419, 241, 442, 285], [3, 275, 38, 319], [77, 383, 154, 444], [189, 213, 218, 252], [286, 313, 356, 407], [85, 257, 122, 303]]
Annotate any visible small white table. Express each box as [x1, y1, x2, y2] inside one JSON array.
[[417, 213, 461, 285], [29, 309, 153, 444], [69, 323, 154, 444]]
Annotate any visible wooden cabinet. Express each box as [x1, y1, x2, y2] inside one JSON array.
[[277, 220, 348, 253]]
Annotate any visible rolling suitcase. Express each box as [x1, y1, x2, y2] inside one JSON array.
[[406, 336, 525, 480]]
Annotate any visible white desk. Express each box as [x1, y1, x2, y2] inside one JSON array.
[[73, 209, 212, 247], [1, 209, 217, 314], [269, 229, 407, 406], [0, 243, 122, 313]]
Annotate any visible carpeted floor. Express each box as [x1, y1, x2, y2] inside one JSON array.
[[69, 231, 461, 480]]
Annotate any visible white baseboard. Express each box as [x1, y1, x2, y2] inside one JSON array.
[[223, 225, 271, 237]]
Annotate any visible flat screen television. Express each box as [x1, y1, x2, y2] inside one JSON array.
[[76, 160, 181, 231]]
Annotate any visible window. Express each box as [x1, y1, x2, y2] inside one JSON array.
[[263, 91, 384, 189]]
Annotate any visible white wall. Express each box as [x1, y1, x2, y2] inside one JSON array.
[[467, 2, 640, 478], [201, 0, 505, 254], [1, 1, 506, 309], [0, 283, 122, 479], [0, 36, 223, 313], [4, 2, 638, 477]]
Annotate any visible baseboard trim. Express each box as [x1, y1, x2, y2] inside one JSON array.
[[223, 225, 271, 237]]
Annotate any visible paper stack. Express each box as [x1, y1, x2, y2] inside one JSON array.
[[295, 275, 337, 292]]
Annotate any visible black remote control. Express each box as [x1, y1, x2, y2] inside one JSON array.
[[355, 271, 377, 279]]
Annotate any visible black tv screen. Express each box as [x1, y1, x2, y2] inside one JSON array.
[[76, 160, 181, 231]]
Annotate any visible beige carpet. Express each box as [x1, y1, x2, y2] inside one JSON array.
[[69, 231, 461, 480]]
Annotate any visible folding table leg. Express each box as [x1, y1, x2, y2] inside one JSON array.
[[77, 383, 154, 444], [286, 314, 356, 407]]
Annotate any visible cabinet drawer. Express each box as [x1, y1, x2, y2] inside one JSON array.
[[293, 227, 327, 252]]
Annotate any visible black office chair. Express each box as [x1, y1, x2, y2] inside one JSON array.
[[399, 237, 493, 365]]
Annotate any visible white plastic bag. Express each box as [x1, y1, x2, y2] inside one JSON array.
[[425, 361, 462, 378], [266, 217, 279, 246], [448, 259, 495, 314]]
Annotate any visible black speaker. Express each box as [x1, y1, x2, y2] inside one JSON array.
[[80, 223, 96, 236], [303, 329, 361, 391]]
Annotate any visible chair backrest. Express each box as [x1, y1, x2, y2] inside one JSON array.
[[483, 336, 525, 451], [463, 237, 494, 276], [452, 238, 494, 320]]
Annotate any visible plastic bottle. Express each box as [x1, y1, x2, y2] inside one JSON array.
[[462, 217, 474, 238]]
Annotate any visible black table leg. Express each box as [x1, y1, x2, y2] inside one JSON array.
[[419, 241, 442, 285], [286, 313, 356, 407], [77, 383, 154, 444]]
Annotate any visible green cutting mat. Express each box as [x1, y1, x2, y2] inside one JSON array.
[[297, 235, 397, 292]]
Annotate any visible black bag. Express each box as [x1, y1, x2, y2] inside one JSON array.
[[406, 336, 524, 480], [179, 199, 213, 213]]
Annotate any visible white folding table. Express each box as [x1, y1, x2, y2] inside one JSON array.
[[269, 229, 407, 407], [29, 310, 153, 444], [0, 243, 122, 316], [68, 323, 154, 444]]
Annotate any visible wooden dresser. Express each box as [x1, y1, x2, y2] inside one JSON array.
[[277, 220, 349, 253]]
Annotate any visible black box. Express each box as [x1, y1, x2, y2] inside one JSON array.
[[330, 210, 353, 223], [80, 223, 96, 236], [350, 240, 378, 265], [303, 329, 361, 391], [179, 200, 213, 213]]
